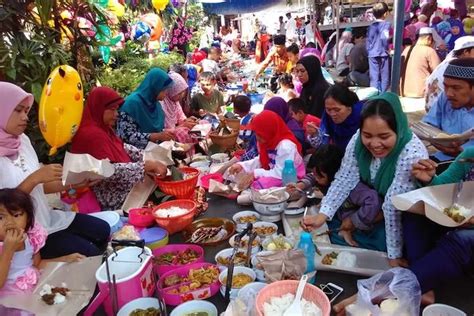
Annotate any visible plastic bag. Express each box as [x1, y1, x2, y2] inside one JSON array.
[[355, 268, 421, 316], [223, 287, 259, 316]]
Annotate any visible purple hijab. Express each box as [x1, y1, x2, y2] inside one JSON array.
[[264, 97, 305, 147]]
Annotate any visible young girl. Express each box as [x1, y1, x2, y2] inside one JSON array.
[[0, 189, 84, 295], [228, 110, 305, 189], [290, 145, 383, 247], [277, 73, 297, 102]]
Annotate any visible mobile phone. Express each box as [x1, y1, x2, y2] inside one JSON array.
[[320, 283, 344, 303]]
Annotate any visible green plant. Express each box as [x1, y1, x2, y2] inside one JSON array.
[[98, 52, 184, 96]]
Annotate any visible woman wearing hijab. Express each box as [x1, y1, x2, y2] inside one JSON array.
[[161, 72, 197, 149], [116, 68, 175, 149], [308, 84, 363, 151], [303, 92, 428, 267], [264, 97, 306, 148], [71, 87, 167, 210], [0, 82, 110, 259], [228, 110, 305, 188], [295, 55, 331, 118]]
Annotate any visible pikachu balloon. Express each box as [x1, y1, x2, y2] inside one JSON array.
[[39, 65, 84, 156]]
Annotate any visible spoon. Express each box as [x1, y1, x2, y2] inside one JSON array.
[[295, 187, 318, 199], [283, 274, 308, 316]]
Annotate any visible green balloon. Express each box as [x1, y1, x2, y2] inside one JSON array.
[[99, 46, 111, 64], [95, 0, 108, 7]]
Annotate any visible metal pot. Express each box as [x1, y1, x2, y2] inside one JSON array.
[[251, 192, 289, 216]]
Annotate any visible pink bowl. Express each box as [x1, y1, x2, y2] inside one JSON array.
[[152, 244, 204, 276], [128, 207, 155, 227], [256, 280, 331, 316], [157, 262, 220, 306], [200, 173, 224, 190]]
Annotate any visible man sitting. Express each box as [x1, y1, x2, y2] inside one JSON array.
[[422, 58, 474, 162]]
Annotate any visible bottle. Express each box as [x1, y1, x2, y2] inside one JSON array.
[[298, 232, 316, 283], [282, 159, 297, 185]]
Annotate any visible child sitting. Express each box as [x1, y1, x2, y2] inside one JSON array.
[[277, 73, 297, 102], [228, 110, 305, 189], [233, 95, 255, 150], [289, 145, 383, 247], [198, 46, 222, 74], [288, 98, 321, 137], [190, 72, 224, 118], [0, 189, 84, 295]]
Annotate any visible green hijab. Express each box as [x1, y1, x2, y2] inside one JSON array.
[[355, 92, 412, 196], [121, 68, 172, 133]]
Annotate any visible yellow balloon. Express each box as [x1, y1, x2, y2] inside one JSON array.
[[152, 0, 169, 11], [39, 66, 84, 156], [107, 0, 125, 17]]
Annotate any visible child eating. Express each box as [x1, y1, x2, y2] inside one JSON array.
[[289, 145, 383, 247], [0, 189, 84, 295]]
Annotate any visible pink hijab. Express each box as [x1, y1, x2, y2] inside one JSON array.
[[162, 72, 188, 129], [0, 82, 34, 158]]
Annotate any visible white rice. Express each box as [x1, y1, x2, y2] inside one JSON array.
[[263, 293, 322, 316], [154, 206, 189, 218], [334, 251, 357, 268]]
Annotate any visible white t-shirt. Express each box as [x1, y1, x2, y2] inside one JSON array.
[[286, 19, 297, 41], [200, 59, 220, 74], [336, 43, 354, 73], [0, 134, 75, 234]]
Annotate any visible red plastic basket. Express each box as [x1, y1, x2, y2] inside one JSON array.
[[152, 200, 197, 235], [155, 167, 199, 199]]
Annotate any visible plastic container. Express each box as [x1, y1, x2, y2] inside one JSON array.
[[422, 304, 467, 316], [128, 207, 155, 227], [157, 262, 220, 306], [152, 200, 197, 235], [155, 167, 199, 199], [85, 247, 154, 316], [255, 280, 331, 316], [152, 244, 205, 276], [298, 232, 316, 283], [140, 227, 169, 250], [281, 159, 297, 185], [89, 211, 122, 234]]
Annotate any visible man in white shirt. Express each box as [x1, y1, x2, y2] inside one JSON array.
[[286, 12, 297, 44]]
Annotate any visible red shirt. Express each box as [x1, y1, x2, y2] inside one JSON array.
[[302, 114, 321, 137]]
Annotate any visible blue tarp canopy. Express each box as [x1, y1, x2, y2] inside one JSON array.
[[202, 0, 285, 15]]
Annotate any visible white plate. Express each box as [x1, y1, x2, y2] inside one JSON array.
[[89, 211, 122, 233], [170, 300, 218, 316], [284, 207, 305, 216], [252, 222, 278, 238], [117, 297, 160, 316], [232, 210, 260, 232], [316, 245, 390, 276]]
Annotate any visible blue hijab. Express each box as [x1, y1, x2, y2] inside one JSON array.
[[320, 100, 364, 150], [121, 68, 172, 133]]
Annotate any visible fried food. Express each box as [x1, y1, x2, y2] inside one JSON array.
[[237, 215, 258, 224], [222, 273, 253, 289], [254, 225, 277, 236], [322, 252, 339, 265], [153, 249, 200, 265], [216, 252, 248, 266]]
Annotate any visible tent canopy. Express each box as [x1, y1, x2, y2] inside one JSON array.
[[203, 0, 287, 15]]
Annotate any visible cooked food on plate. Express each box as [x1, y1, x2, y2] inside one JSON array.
[[153, 249, 200, 265], [221, 273, 253, 288], [444, 204, 471, 223], [216, 252, 248, 266], [129, 307, 160, 316]]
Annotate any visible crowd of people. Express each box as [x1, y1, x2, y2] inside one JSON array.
[[0, 0, 472, 313]]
